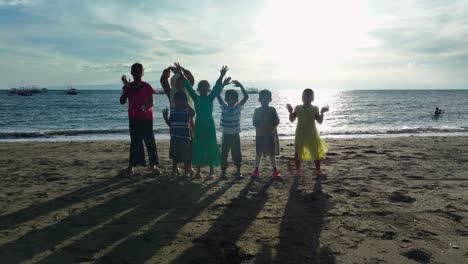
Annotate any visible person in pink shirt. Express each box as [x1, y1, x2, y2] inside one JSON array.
[[119, 63, 160, 176]]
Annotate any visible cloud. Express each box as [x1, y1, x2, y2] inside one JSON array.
[[0, 0, 32, 6], [1, 0, 467, 89]]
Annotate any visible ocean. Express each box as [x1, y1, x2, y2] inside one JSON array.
[[1, 89, 467, 142]]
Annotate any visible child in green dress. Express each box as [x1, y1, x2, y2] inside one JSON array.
[[252, 89, 282, 179], [174, 62, 231, 180], [286, 88, 329, 177]]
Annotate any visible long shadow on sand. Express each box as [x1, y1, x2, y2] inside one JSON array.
[[275, 176, 335, 263], [169, 179, 274, 264], [0, 176, 134, 230], [93, 179, 241, 264], [0, 176, 230, 263]]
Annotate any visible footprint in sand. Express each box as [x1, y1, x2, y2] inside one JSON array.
[[389, 191, 416, 203], [402, 248, 431, 263]]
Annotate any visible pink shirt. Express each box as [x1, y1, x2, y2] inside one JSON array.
[[124, 81, 155, 119]]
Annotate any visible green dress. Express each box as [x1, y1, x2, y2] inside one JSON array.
[[184, 80, 221, 166]]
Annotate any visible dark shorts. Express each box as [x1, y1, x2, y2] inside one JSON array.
[[256, 133, 279, 157], [170, 137, 192, 162]]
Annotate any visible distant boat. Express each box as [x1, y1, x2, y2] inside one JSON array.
[[8, 86, 46, 96], [17, 90, 33, 96], [66, 87, 79, 95], [245, 87, 259, 94]]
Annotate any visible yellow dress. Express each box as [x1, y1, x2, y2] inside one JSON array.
[[294, 105, 328, 160]]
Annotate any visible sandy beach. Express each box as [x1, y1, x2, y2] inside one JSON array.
[[0, 136, 467, 263]]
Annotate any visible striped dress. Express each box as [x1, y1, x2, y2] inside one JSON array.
[[169, 109, 192, 162]]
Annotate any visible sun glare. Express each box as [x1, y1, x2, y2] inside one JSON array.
[[256, 0, 375, 78]]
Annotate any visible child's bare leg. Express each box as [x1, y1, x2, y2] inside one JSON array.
[[206, 166, 214, 180], [295, 151, 301, 170], [270, 156, 281, 178], [251, 155, 261, 177], [294, 151, 302, 176], [315, 160, 327, 177], [194, 167, 202, 179], [255, 154, 261, 169], [184, 161, 192, 175], [172, 160, 178, 175], [270, 155, 277, 170], [183, 161, 191, 177]]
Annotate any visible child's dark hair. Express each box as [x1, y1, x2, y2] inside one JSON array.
[[225, 89, 239, 100], [259, 89, 272, 99], [303, 88, 314, 95], [174, 91, 187, 101], [131, 63, 143, 73], [198, 80, 210, 90]]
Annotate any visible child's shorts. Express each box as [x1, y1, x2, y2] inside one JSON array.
[[256, 133, 279, 157], [170, 137, 192, 162]]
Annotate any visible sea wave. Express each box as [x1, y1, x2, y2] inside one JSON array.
[[321, 126, 468, 135], [1, 126, 467, 140], [0, 128, 170, 139]]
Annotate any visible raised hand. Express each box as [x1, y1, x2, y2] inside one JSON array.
[[167, 66, 177, 74], [223, 77, 232, 86], [121, 75, 131, 85], [220, 65, 229, 77], [231, 80, 243, 88], [162, 107, 169, 118], [173, 62, 183, 74], [121, 75, 131, 90], [286, 104, 294, 113], [321, 106, 329, 114]]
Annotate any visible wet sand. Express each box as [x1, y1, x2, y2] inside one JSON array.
[[0, 137, 467, 263]]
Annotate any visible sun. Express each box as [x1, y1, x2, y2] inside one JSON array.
[[255, 0, 374, 78]]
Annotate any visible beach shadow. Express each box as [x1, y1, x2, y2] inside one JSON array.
[[0, 176, 134, 231], [0, 176, 224, 263], [90, 179, 235, 264], [169, 178, 273, 264], [274, 176, 335, 263]]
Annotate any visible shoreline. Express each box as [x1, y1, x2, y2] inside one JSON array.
[[2, 132, 468, 143]]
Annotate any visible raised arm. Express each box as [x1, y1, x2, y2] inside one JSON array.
[[120, 75, 130, 104], [232, 80, 249, 106], [160, 67, 172, 99], [181, 67, 195, 86], [174, 62, 197, 100], [209, 65, 229, 100], [286, 104, 297, 122]]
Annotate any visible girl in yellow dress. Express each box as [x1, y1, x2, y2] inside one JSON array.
[[286, 89, 329, 177]]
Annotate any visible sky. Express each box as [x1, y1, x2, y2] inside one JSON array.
[[0, 0, 467, 89]]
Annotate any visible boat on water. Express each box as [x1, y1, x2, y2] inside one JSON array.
[[66, 87, 79, 95], [245, 87, 259, 94], [9, 86, 47, 96]]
